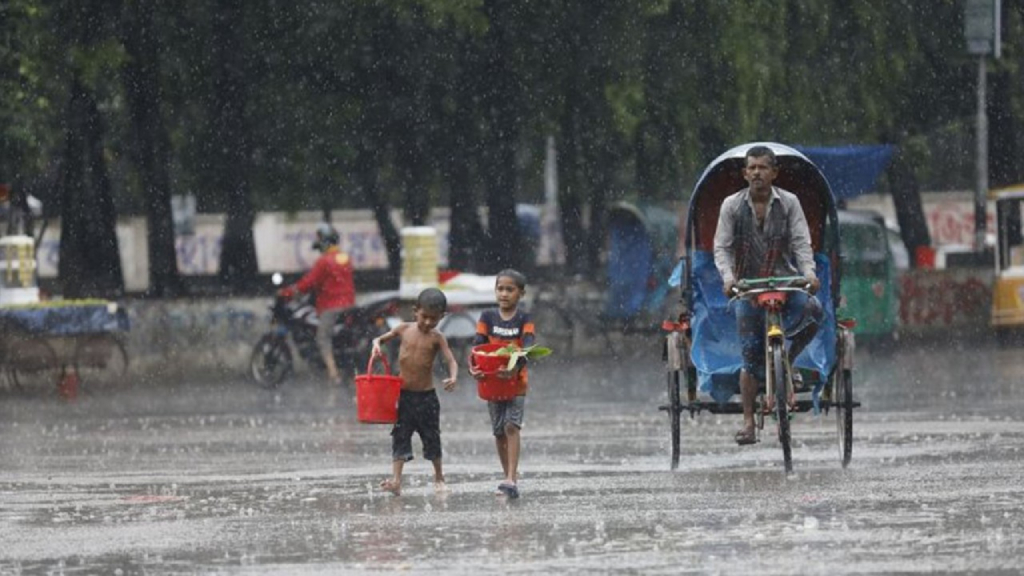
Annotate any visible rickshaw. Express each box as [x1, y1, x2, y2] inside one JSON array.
[[836, 209, 901, 345], [991, 184, 1024, 343], [662, 142, 857, 473]]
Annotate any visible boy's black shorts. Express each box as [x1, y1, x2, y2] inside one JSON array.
[[391, 389, 442, 462]]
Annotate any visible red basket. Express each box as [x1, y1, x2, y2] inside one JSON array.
[[472, 343, 520, 402], [355, 354, 404, 423]]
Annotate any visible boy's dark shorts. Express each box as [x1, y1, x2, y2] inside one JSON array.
[[488, 395, 526, 437], [391, 389, 442, 462]]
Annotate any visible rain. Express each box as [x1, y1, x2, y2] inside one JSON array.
[[3, 1, 1024, 574], [3, 343, 1024, 573]]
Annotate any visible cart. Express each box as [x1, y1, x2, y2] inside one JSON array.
[[0, 301, 130, 394], [661, 142, 858, 471]]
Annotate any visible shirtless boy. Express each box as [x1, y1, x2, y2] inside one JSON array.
[[370, 288, 458, 495]]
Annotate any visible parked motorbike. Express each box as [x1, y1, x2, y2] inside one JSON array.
[[249, 274, 401, 389]]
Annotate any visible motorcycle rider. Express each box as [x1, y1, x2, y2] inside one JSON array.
[[278, 223, 356, 386]]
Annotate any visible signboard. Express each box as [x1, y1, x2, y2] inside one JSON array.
[[965, 0, 1001, 57]]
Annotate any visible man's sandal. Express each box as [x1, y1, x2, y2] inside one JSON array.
[[734, 428, 757, 446]]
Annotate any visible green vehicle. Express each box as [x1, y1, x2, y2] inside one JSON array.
[[837, 210, 901, 344]]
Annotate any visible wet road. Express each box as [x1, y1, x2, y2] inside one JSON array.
[[2, 339, 1024, 574]]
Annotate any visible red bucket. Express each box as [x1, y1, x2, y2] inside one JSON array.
[[472, 343, 520, 401], [355, 354, 403, 423]]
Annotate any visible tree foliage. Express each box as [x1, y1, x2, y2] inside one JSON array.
[[2, 0, 1023, 293]]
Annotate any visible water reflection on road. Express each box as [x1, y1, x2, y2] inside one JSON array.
[[1, 340, 1023, 574]]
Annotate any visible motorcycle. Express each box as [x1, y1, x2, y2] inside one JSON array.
[[249, 274, 402, 388]]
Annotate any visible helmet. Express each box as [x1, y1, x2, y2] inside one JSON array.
[[312, 223, 340, 251]]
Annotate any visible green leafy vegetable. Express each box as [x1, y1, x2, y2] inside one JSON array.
[[487, 344, 553, 371]]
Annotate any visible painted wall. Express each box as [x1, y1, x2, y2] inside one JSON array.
[[33, 206, 570, 293], [846, 191, 996, 248], [113, 267, 994, 385], [897, 268, 994, 339]]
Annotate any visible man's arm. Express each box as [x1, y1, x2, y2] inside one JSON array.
[[713, 195, 738, 288], [293, 257, 327, 294], [786, 197, 817, 280], [279, 257, 325, 299]]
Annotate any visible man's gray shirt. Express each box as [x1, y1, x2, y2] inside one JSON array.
[[713, 186, 817, 286]]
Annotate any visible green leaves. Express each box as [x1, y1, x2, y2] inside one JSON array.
[[491, 344, 554, 371]]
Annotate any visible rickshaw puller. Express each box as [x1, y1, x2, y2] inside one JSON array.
[[713, 146, 824, 446]]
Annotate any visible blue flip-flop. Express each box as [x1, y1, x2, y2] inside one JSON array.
[[497, 482, 520, 499]]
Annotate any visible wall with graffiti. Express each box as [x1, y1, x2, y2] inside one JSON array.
[[847, 191, 996, 248], [32, 205, 571, 293], [123, 297, 267, 381], [897, 268, 994, 338], [106, 266, 992, 383]]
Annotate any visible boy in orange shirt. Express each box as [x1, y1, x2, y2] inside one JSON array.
[[469, 269, 534, 499]]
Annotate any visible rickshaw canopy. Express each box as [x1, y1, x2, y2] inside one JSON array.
[[679, 142, 843, 403], [605, 201, 678, 322]]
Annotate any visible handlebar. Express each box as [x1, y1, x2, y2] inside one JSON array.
[[728, 276, 812, 302]]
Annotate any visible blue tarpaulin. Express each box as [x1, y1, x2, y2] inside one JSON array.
[[687, 251, 836, 404], [604, 202, 677, 321], [0, 303, 130, 336], [794, 145, 895, 201]]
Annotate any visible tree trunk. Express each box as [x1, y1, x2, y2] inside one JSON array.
[[887, 142, 931, 264], [122, 0, 183, 297], [558, 104, 587, 275], [396, 136, 431, 226], [58, 75, 124, 298], [212, 0, 259, 292], [356, 146, 401, 282], [447, 149, 485, 272], [443, 48, 485, 272], [988, 67, 1020, 188], [581, 81, 615, 274], [477, 5, 523, 273], [482, 119, 522, 273]]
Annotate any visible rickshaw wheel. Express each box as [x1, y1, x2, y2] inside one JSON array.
[[667, 369, 681, 470], [835, 368, 853, 468], [771, 343, 792, 473]]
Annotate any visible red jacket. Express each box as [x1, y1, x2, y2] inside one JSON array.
[[281, 246, 356, 313]]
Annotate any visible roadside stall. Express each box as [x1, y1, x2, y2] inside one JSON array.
[[0, 195, 129, 395]]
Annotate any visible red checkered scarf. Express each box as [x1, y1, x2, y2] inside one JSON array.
[[733, 194, 789, 280]]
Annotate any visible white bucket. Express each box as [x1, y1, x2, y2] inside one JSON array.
[[400, 227, 439, 299]]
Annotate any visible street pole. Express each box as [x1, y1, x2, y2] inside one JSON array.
[[975, 55, 988, 252]]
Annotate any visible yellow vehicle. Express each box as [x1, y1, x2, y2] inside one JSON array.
[[992, 184, 1024, 343]]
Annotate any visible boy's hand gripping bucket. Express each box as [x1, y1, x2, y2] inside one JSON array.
[[355, 354, 403, 423], [472, 343, 519, 401]]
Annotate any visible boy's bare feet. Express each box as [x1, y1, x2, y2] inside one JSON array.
[[379, 478, 401, 495], [433, 481, 450, 494]]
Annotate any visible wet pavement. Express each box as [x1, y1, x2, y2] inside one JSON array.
[[2, 339, 1024, 574]]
